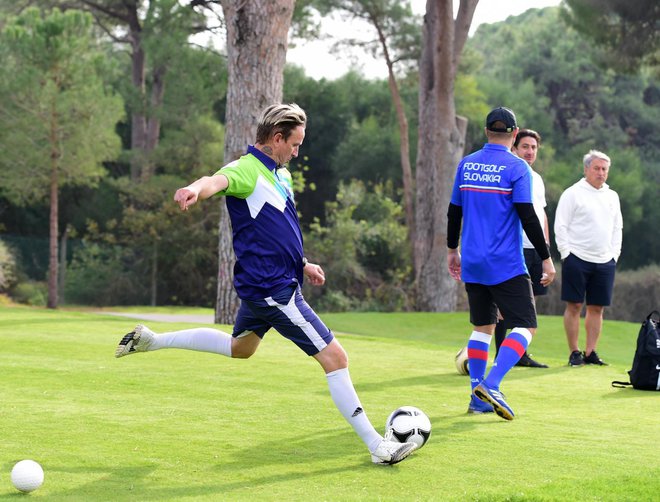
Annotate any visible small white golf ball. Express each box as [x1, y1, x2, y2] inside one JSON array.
[[11, 459, 44, 493]]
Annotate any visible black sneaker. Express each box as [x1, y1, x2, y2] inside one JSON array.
[[568, 350, 585, 367], [583, 350, 608, 366], [516, 352, 549, 368]]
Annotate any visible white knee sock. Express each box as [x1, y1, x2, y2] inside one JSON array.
[[149, 328, 232, 357], [326, 368, 382, 452]]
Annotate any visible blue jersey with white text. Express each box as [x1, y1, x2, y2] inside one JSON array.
[[450, 143, 533, 285]]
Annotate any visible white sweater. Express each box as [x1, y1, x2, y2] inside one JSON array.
[[522, 169, 547, 249], [554, 178, 623, 263]]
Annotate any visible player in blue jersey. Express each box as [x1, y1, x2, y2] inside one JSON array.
[[446, 107, 556, 420], [114, 103, 416, 465]]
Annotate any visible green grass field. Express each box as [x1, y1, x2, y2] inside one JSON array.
[[1, 305, 658, 501]]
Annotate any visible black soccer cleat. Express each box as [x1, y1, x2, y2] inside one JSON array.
[[516, 352, 549, 368]]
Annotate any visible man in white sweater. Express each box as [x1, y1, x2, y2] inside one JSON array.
[[554, 150, 623, 366]]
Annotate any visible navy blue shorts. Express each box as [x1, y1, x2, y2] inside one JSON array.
[[465, 274, 537, 328], [561, 253, 616, 306], [524, 248, 548, 296], [232, 284, 334, 356]]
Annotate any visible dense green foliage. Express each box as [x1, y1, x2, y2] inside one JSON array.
[[0, 239, 17, 292], [563, 0, 660, 71], [303, 180, 411, 311], [0, 7, 126, 306], [0, 8, 123, 203], [0, 3, 657, 311]]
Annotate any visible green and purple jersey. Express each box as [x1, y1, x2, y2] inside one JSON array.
[[215, 146, 304, 300]]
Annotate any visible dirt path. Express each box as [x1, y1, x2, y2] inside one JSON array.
[[98, 312, 215, 324]]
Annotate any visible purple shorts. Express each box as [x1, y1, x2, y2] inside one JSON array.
[[233, 284, 334, 356]]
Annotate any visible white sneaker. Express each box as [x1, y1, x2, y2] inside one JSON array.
[[115, 325, 155, 358], [370, 439, 416, 465]]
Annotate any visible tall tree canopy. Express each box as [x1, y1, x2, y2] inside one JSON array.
[[0, 7, 123, 307], [562, 0, 660, 72], [38, 0, 210, 181]]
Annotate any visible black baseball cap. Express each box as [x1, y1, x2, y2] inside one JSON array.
[[486, 107, 517, 133]]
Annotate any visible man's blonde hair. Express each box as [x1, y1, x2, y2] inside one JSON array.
[[256, 103, 307, 144]]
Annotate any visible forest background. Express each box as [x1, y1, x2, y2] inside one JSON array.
[[0, 0, 658, 322]]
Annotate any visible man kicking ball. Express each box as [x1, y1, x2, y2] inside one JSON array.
[[115, 103, 415, 465]]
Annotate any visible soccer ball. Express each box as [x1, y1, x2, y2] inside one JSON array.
[[455, 346, 469, 375], [385, 406, 432, 449], [11, 460, 44, 493]]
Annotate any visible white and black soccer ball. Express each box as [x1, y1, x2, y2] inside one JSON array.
[[455, 346, 469, 375], [385, 406, 432, 449]]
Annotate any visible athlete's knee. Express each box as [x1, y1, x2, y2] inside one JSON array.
[[332, 348, 349, 368], [316, 339, 348, 372], [230, 343, 255, 358], [230, 333, 260, 359], [230, 348, 254, 359], [326, 343, 348, 367]]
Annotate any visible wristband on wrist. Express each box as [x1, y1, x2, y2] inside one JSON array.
[[302, 257, 308, 267]]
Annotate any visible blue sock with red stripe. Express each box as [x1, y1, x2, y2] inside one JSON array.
[[484, 328, 532, 389], [467, 331, 492, 391]]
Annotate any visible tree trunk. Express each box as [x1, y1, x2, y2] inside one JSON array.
[[48, 103, 59, 309], [388, 71, 415, 245], [67, 2, 159, 182], [414, 0, 477, 311], [142, 64, 167, 182], [129, 28, 147, 182], [215, 203, 237, 324], [59, 224, 68, 304], [150, 241, 158, 307], [216, 0, 295, 324], [371, 16, 416, 258], [48, 169, 59, 309]]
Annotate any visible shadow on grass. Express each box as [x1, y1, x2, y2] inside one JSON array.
[[1, 458, 354, 500], [601, 387, 660, 399], [0, 464, 161, 500], [348, 365, 570, 395]]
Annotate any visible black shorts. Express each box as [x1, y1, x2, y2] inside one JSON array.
[[465, 274, 537, 328], [524, 248, 548, 296], [561, 253, 616, 306]]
